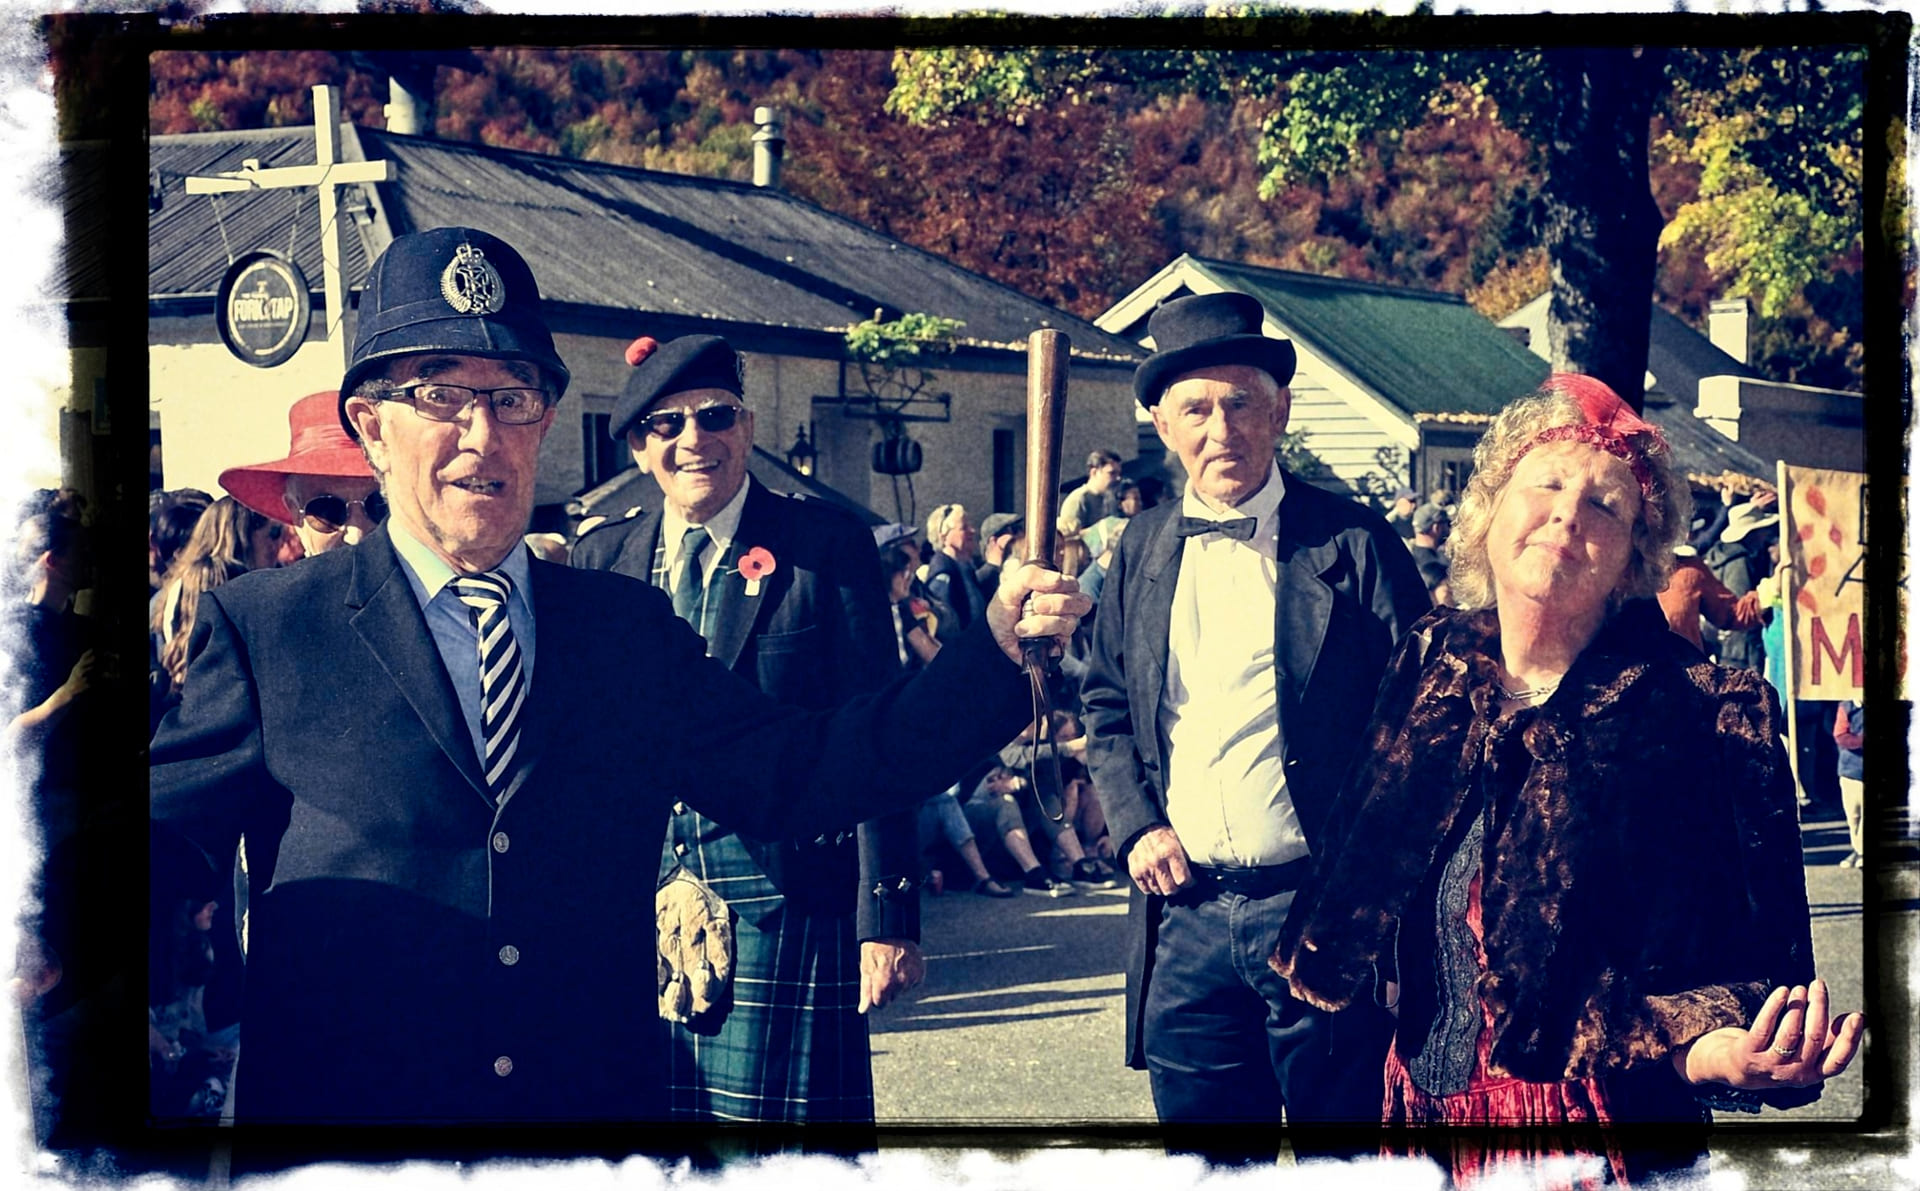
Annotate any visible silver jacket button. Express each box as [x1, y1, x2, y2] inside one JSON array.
[[493, 1056, 513, 1077], [492, 832, 510, 853], [498, 945, 520, 966]]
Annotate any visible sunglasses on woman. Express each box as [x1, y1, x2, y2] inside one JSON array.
[[300, 492, 389, 532], [636, 404, 743, 440]]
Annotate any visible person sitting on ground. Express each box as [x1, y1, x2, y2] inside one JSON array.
[[961, 765, 1078, 897], [995, 716, 1121, 889]]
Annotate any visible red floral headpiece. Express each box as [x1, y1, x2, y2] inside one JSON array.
[[1517, 373, 1667, 501]]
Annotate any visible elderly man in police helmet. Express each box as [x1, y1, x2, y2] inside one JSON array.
[[149, 226, 1087, 1139], [573, 334, 922, 1131]]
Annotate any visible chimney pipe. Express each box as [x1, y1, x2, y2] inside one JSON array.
[[384, 68, 432, 137], [753, 106, 785, 189], [1708, 297, 1750, 365]]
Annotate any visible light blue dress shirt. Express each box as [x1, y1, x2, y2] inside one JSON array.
[[387, 525, 537, 774]]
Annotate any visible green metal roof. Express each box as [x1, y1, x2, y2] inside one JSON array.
[[1189, 257, 1549, 418]]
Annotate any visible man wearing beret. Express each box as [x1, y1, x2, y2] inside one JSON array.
[[1078, 291, 1429, 1163], [147, 226, 1086, 1142], [571, 333, 921, 1133]]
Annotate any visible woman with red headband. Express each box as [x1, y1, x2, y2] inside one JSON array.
[[1271, 375, 1863, 1187]]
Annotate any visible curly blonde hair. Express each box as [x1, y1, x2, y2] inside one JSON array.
[[1447, 378, 1691, 612]]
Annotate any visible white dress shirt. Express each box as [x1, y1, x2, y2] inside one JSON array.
[[661, 477, 751, 591], [1157, 462, 1310, 868]]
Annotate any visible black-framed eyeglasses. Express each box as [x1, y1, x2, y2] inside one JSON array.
[[383, 382, 552, 425], [300, 492, 389, 532], [637, 404, 743, 440]]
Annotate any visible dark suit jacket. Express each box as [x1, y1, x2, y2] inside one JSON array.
[[1079, 474, 1430, 1069], [923, 551, 987, 638], [570, 479, 918, 940], [148, 525, 1030, 1125]]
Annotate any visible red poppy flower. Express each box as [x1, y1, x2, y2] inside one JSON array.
[[739, 546, 777, 581]]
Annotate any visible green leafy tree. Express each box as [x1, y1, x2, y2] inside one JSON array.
[[889, 39, 1867, 408]]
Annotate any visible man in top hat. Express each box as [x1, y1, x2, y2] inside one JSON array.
[[571, 334, 922, 1131], [219, 390, 384, 559], [1078, 291, 1429, 1162], [148, 226, 1085, 1140]]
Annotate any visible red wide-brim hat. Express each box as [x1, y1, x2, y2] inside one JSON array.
[[219, 391, 374, 525]]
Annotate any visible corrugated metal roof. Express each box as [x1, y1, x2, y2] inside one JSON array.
[[148, 125, 378, 298], [144, 125, 1144, 361], [1189, 257, 1550, 418], [362, 130, 1141, 355]]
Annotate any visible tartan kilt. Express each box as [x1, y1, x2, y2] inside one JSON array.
[[665, 900, 873, 1123]]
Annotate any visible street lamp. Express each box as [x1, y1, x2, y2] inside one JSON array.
[[785, 424, 817, 477]]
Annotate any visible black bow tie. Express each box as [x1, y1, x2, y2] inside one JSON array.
[[1176, 515, 1259, 541]]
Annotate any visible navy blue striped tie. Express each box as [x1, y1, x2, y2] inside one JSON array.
[[450, 571, 525, 802]]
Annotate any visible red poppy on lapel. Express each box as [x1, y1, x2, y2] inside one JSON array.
[[739, 547, 777, 581]]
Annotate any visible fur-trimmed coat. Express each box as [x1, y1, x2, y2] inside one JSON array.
[[1271, 601, 1818, 1117]]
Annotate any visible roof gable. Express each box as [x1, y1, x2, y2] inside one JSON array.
[[1184, 257, 1549, 417]]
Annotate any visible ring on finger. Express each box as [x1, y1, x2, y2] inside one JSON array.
[[1771, 1042, 1799, 1056]]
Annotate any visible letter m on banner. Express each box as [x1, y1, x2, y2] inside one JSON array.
[[1781, 465, 1865, 699]]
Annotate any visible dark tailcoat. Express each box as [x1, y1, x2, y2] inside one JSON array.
[[148, 524, 1029, 1127], [1079, 475, 1430, 1070], [570, 479, 918, 1122]]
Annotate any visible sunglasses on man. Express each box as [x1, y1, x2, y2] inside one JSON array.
[[635, 404, 744, 440], [300, 492, 389, 533]]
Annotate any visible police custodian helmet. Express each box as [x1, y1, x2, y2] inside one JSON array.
[[339, 227, 572, 438]]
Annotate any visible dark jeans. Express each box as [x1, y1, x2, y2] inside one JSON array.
[[1144, 886, 1387, 1165]]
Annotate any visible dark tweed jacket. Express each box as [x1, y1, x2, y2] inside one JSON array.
[[1271, 602, 1819, 1115]]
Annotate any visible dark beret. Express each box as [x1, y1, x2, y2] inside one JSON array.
[[609, 335, 745, 441]]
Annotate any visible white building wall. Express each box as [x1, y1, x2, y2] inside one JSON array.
[[153, 333, 1136, 533], [151, 341, 346, 498]]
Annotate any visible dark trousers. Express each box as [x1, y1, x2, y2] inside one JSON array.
[[1143, 886, 1386, 1165]]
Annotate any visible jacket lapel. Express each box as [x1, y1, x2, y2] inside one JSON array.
[[1273, 484, 1339, 716], [346, 527, 490, 802], [705, 482, 772, 671], [619, 506, 667, 587], [1132, 505, 1183, 784]]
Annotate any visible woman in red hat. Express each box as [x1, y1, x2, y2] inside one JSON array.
[[1271, 375, 1863, 1187], [217, 391, 383, 560]]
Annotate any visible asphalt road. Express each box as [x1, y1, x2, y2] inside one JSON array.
[[868, 803, 1913, 1183]]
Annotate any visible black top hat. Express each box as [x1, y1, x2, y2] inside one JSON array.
[[1133, 291, 1296, 408], [340, 227, 571, 437], [609, 335, 745, 441]]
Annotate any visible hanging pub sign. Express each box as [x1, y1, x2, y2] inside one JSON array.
[[215, 250, 311, 368]]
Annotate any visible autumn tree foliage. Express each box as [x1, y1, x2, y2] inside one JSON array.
[[144, 42, 1867, 390]]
